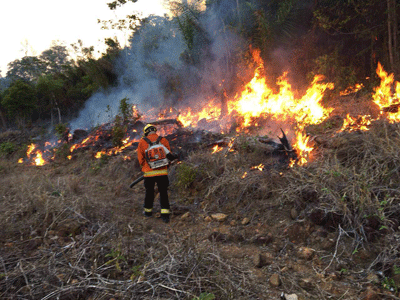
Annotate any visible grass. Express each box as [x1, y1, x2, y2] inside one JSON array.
[[1, 119, 400, 299]]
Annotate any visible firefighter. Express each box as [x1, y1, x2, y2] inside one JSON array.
[[137, 124, 174, 223]]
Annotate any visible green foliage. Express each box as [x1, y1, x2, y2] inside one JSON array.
[[112, 115, 127, 148], [105, 248, 126, 272], [309, 51, 358, 92], [1, 80, 37, 123], [0, 141, 16, 155], [382, 276, 398, 293], [54, 143, 71, 161], [118, 97, 131, 123], [55, 123, 68, 139], [175, 162, 197, 189], [192, 293, 215, 300]]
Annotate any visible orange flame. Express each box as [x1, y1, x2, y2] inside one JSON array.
[[373, 62, 400, 122], [211, 145, 223, 154], [339, 114, 372, 132]]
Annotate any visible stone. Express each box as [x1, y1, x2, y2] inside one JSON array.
[[254, 252, 274, 268], [299, 277, 313, 291], [269, 273, 281, 287], [241, 217, 250, 225], [297, 247, 315, 260], [290, 208, 299, 220], [205, 216, 212, 222], [282, 293, 298, 300], [211, 213, 228, 222]]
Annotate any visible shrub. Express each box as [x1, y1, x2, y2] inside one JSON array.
[[0, 141, 16, 155]]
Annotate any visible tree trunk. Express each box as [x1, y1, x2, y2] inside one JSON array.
[[387, 0, 398, 71], [388, 0, 394, 70], [0, 109, 7, 128]]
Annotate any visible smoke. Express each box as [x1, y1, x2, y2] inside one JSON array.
[[69, 0, 252, 131]]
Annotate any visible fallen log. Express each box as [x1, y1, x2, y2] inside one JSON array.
[[382, 103, 400, 113], [151, 118, 183, 128]]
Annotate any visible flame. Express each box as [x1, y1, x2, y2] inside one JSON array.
[[291, 130, 314, 166], [242, 171, 248, 178], [211, 145, 223, 154], [373, 62, 400, 122], [339, 83, 364, 96], [339, 114, 372, 132], [22, 143, 48, 166], [251, 163, 264, 171]]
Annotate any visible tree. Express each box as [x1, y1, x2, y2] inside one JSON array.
[[6, 56, 47, 82], [1, 80, 37, 125], [36, 75, 65, 124], [313, 0, 388, 77], [39, 43, 71, 74]]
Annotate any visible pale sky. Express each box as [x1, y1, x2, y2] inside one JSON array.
[[0, 0, 169, 76]]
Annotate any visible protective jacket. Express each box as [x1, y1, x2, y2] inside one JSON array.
[[137, 132, 171, 177]]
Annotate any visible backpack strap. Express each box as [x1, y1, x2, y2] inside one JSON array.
[[155, 136, 163, 144], [143, 137, 153, 146]]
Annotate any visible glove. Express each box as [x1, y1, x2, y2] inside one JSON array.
[[166, 153, 178, 161]]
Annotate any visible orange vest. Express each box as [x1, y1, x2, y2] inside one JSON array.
[[137, 133, 170, 177]]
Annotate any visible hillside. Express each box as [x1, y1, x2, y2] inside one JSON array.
[[1, 94, 400, 300]]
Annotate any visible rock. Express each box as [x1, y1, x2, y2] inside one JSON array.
[[241, 217, 250, 225], [297, 247, 315, 260], [204, 216, 212, 222], [72, 129, 88, 141], [299, 277, 313, 290], [211, 213, 228, 222], [253, 252, 274, 268], [269, 273, 281, 287], [180, 212, 190, 220], [290, 208, 299, 220], [282, 293, 298, 300]]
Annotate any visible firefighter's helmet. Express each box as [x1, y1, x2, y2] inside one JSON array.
[[144, 124, 157, 136]]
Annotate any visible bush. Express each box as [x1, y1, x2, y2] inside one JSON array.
[[0, 141, 16, 155]]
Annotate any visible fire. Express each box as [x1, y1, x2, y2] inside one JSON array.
[[373, 62, 400, 122], [177, 102, 221, 128], [211, 145, 223, 154], [339, 83, 364, 96], [339, 114, 372, 132], [251, 163, 264, 171], [291, 130, 314, 166], [23, 143, 48, 166]]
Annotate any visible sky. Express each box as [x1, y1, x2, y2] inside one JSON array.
[[0, 0, 169, 76]]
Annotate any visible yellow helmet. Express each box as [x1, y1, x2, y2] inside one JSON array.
[[143, 124, 157, 135]]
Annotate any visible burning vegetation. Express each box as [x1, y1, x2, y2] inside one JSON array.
[[17, 51, 400, 173]]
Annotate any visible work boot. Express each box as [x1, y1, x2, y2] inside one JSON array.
[[161, 214, 170, 223], [143, 211, 152, 217]]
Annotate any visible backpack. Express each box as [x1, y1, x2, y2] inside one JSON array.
[[143, 136, 171, 169]]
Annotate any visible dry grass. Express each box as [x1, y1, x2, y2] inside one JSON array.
[[0, 147, 265, 299], [2, 120, 400, 299]]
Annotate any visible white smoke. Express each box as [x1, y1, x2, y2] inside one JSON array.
[[69, 0, 251, 131]]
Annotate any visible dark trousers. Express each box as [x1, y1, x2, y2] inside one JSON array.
[[144, 175, 170, 213]]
